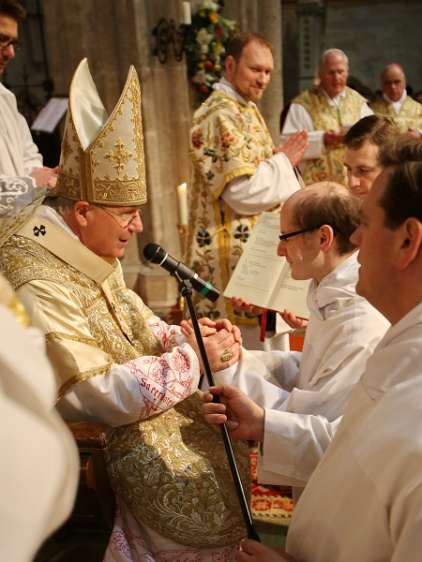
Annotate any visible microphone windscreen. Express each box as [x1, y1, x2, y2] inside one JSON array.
[[143, 243, 165, 264]]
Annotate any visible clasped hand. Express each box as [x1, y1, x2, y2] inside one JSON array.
[[181, 317, 242, 372], [231, 297, 308, 330]]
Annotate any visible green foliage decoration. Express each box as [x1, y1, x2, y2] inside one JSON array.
[[185, 1, 237, 102]]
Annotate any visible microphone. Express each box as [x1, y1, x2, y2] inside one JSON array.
[[143, 243, 220, 303]]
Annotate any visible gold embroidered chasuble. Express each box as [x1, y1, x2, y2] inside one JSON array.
[[187, 90, 275, 324], [293, 86, 366, 185], [370, 95, 422, 133], [0, 211, 249, 549], [0, 272, 30, 327]]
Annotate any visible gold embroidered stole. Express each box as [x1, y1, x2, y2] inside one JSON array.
[[187, 90, 274, 324], [295, 86, 365, 185], [370, 96, 422, 133]]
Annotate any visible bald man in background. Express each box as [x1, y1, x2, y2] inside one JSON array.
[[371, 63, 422, 137], [281, 48, 372, 185]]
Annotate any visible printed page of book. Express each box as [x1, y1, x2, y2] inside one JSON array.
[[224, 212, 282, 308], [224, 212, 310, 317], [31, 97, 68, 133], [268, 262, 310, 319]]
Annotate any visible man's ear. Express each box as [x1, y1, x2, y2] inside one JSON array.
[[225, 55, 236, 79], [73, 201, 90, 227], [319, 224, 335, 252], [396, 218, 422, 270]]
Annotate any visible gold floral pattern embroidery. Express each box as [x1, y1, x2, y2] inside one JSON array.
[[294, 86, 365, 185], [186, 90, 273, 323], [0, 233, 250, 547]]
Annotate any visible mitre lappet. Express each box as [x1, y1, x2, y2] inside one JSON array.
[[54, 58, 147, 206]]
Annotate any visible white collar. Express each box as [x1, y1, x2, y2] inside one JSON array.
[[307, 253, 359, 319], [382, 89, 407, 113], [320, 87, 347, 107], [213, 78, 254, 107], [361, 301, 422, 399]]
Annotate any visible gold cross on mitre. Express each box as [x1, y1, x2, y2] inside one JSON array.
[[54, 58, 147, 206]]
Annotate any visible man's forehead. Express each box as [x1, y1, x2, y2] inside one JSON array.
[[321, 55, 347, 71], [344, 141, 379, 165], [109, 205, 141, 212], [241, 41, 273, 63], [280, 202, 292, 223], [383, 67, 405, 82], [0, 15, 18, 36]]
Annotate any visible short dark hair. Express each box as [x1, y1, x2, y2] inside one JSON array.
[[344, 115, 398, 151], [0, 0, 26, 22], [225, 32, 272, 63], [291, 183, 362, 255], [377, 139, 422, 229]]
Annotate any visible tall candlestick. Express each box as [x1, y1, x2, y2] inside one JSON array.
[[177, 182, 188, 225], [182, 1, 192, 25]]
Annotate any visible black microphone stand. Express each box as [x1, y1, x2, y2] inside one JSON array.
[[175, 273, 260, 542]]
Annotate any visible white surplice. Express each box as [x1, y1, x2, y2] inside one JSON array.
[[0, 83, 42, 177], [214, 253, 389, 496], [287, 301, 422, 562]]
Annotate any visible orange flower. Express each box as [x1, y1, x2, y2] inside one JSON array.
[[209, 13, 218, 24], [221, 130, 235, 150], [191, 129, 204, 149]]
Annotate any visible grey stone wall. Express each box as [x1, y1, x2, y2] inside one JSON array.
[[325, 0, 422, 94], [282, 0, 422, 100]]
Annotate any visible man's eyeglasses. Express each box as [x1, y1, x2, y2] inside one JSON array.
[[95, 206, 141, 229], [279, 224, 338, 242], [0, 34, 20, 51]]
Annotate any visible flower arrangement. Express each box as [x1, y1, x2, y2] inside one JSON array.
[[185, 0, 237, 103]]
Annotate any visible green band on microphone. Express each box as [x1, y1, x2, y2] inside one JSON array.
[[199, 281, 212, 296]]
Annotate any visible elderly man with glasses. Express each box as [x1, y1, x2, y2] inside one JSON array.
[[201, 182, 389, 500], [0, 58, 252, 562], [0, 0, 57, 215]]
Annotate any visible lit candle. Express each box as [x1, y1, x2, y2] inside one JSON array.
[[177, 182, 188, 225], [182, 1, 192, 25]]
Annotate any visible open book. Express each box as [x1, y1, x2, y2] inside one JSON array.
[[223, 212, 310, 318]]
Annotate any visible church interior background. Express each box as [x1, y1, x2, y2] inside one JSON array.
[[3, 0, 422, 560], [7, 0, 422, 322]]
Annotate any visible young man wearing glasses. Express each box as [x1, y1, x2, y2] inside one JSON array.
[[0, 0, 57, 215], [202, 182, 389, 499]]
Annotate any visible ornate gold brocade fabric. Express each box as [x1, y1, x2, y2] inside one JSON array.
[[370, 95, 422, 133], [0, 272, 29, 327], [107, 392, 250, 547], [293, 86, 366, 185], [187, 90, 274, 324], [0, 221, 250, 548]]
